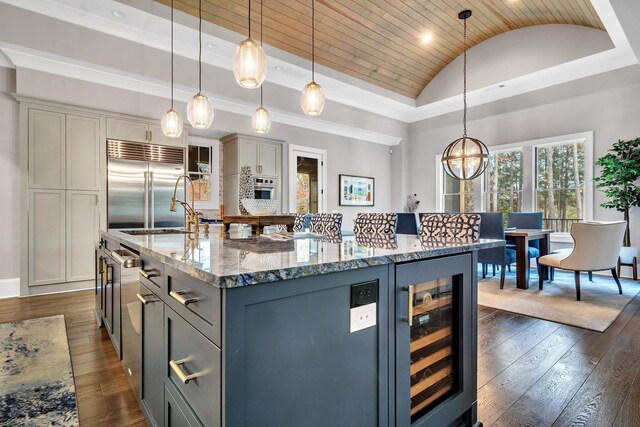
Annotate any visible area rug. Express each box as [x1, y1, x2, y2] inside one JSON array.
[[0, 315, 78, 426], [478, 269, 640, 332]]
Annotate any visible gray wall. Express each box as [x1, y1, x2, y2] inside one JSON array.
[[0, 67, 19, 281], [408, 65, 640, 255]]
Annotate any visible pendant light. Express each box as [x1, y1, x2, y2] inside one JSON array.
[[252, 0, 271, 134], [187, 0, 214, 129], [232, 0, 267, 88], [161, 0, 183, 138], [441, 10, 489, 181], [301, 0, 324, 116]]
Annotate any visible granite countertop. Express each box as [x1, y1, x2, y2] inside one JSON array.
[[102, 228, 504, 289]]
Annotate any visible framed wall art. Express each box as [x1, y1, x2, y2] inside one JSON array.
[[339, 174, 375, 206]]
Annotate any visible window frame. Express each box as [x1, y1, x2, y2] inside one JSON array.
[[187, 136, 220, 210], [435, 131, 594, 238]]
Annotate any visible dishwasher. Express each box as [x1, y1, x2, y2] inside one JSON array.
[[110, 246, 143, 399]]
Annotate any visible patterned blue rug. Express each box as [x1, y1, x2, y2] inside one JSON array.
[[0, 315, 78, 427]]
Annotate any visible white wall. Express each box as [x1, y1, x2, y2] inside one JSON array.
[[408, 65, 640, 274], [0, 67, 19, 285]]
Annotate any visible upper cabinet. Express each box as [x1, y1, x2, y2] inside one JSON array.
[[28, 109, 65, 189], [107, 117, 186, 147], [29, 109, 100, 191], [67, 115, 100, 190], [221, 133, 283, 177]]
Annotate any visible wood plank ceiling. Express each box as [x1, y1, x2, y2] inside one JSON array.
[[155, 0, 606, 99]]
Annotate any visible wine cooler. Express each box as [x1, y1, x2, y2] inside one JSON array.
[[395, 253, 477, 427]]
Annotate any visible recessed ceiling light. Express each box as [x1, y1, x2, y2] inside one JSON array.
[[111, 10, 126, 19], [274, 65, 286, 72], [499, 84, 505, 88], [421, 33, 433, 44], [206, 42, 218, 49]]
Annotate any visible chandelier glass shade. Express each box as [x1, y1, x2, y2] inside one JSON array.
[[441, 10, 489, 181], [301, 81, 324, 116], [161, 0, 183, 138], [233, 38, 267, 89], [187, 92, 215, 129], [252, 105, 271, 134], [161, 108, 184, 138]]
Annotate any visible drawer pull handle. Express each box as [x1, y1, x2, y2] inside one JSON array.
[[136, 293, 158, 305], [169, 290, 198, 306], [139, 269, 152, 279], [169, 359, 198, 384]]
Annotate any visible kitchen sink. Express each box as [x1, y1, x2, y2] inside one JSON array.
[[121, 229, 192, 235]]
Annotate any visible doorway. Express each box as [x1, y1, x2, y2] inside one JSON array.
[[288, 145, 327, 214]]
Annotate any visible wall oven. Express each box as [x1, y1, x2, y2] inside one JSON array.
[[254, 177, 277, 200]]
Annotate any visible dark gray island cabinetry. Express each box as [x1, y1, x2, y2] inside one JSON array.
[[95, 229, 503, 427]]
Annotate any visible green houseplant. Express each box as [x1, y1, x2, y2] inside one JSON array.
[[593, 138, 640, 253]]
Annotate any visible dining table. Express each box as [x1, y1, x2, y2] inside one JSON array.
[[504, 228, 554, 289]]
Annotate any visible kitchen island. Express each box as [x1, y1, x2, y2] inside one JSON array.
[[96, 228, 503, 427]]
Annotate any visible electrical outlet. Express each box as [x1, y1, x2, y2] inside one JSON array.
[[350, 303, 376, 333]]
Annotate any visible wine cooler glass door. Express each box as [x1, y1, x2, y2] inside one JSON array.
[[395, 254, 475, 427]]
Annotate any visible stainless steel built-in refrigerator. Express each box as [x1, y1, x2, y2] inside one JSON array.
[[107, 140, 185, 229]]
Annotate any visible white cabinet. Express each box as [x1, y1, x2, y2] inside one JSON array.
[[66, 191, 99, 282], [107, 118, 186, 147], [28, 109, 65, 189], [222, 134, 282, 177], [259, 142, 279, 176], [25, 106, 102, 292], [29, 189, 66, 286], [67, 115, 100, 190]]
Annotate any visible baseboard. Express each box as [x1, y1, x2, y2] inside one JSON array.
[[0, 278, 20, 299], [28, 280, 93, 296]]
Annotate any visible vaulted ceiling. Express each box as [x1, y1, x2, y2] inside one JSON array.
[[153, 0, 605, 99]]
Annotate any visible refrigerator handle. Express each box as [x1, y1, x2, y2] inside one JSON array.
[[144, 171, 149, 229], [150, 171, 155, 228]]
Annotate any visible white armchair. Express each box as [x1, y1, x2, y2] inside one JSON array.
[[537, 221, 626, 301]]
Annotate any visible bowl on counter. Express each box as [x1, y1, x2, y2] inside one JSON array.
[[240, 198, 280, 216]]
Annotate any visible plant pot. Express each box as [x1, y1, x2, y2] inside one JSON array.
[[619, 247, 639, 264]]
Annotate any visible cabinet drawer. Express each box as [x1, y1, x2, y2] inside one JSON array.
[[165, 266, 221, 346], [165, 306, 221, 427], [139, 255, 164, 295], [165, 383, 203, 427]]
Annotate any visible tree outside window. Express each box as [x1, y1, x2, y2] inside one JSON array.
[[443, 173, 474, 212], [483, 150, 523, 220], [536, 141, 585, 233]]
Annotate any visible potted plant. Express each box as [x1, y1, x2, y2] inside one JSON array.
[[593, 138, 640, 272]]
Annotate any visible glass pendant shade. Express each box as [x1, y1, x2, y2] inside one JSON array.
[[301, 81, 325, 116], [233, 38, 267, 89], [442, 136, 489, 180], [187, 92, 214, 129], [252, 106, 271, 134], [161, 108, 183, 138]]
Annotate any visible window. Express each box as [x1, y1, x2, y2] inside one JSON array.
[[535, 141, 585, 233], [187, 137, 220, 210], [436, 132, 593, 237], [443, 173, 475, 212], [483, 150, 523, 219]]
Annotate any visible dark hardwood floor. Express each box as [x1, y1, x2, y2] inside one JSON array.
[[2, 289, 640, 426]]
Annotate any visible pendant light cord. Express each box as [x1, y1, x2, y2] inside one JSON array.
[[170, 0, 174, 108], [312, 0, 315, 82], [463, 15, 467, 137], [198, 0, 202, 93], [260, 0, 263, 107], [248, 0, 252, 38]]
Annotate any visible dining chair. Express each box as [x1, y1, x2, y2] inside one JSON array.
[[353, 213, 398, 235], [418, 213, 481, 241], [294, 213, 312, 232], [309, 213, 343, 235], [396, 213, 418, 235], [477, 212, 516, 289], [537, 221, 626, 301]]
